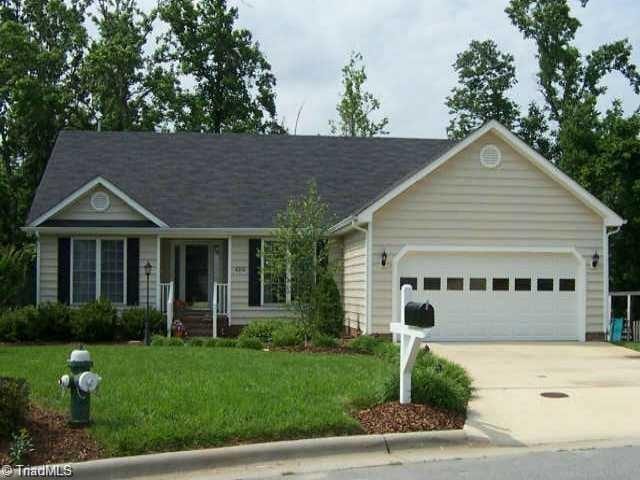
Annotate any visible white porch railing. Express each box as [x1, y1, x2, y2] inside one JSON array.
[[212, 282, 229, 338], [160, 281, 175, 337]]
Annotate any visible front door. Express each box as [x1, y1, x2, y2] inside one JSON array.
[[185, 245, 209, 308]]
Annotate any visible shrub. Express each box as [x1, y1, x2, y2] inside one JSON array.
[[380, 352, 472, 413], [347, 335, 383, 354], [204, 337, 220, 348], [237, 336, 264, 350], [188, 337, 205, 347], [70, 299, 117, 342], [166, 337, 184, 347], [0, 377, 29, 440], [9, 428, 34, 465], [216, 338, 237, 348], [150, 335, 166, 346], [0, 307, 38, 342], [238, 319, 286, 343], [0, 245, 34, 310], [119, 308, 165, 340], [36, 303, 71, 341], [311, 333, 339, 348], [272, 322, 304, 347], [311, 275, 344, 337]]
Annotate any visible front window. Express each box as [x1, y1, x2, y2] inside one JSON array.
[[262, 240, 286, 304], [72, 239, 126, 304], [72, 239, 96, 303], [100, 240, 125, 303]]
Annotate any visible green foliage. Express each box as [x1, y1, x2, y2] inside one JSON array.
[[329, 51, 388, 137], [311, 275, 344, 337], [0, 377, 29, 440], [238, 319, 287, 344], [119, 308, 165, 340], [36, 303, 72, 341], [0, 244, 34, 309], [272, 322, 304, 347], [380, 352, 473, 413], [150, 334, 167, 346], [8, 427, 34, 465], [236, 336, 264, 350], [156, 0, 283, 134], [82, 0, 177, 131], [310, 333, 338, 349], [446, 39, 520, 139], [347, 335, 383, 354], [166, 337, 185, 347], [215, 338, 237, 348], [0, 306, 38, 342], [188, 337, 205, 347], [70, 299, 117, 342]]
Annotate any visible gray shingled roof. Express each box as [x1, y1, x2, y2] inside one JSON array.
[[28, 131, 456, 228]]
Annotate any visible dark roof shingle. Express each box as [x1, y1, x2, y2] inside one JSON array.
[[28, 131, 455, 228]]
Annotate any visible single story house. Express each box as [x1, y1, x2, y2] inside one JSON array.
[[24, 121, 624, 341]]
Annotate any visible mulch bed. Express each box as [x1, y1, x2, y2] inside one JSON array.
[[356, 401, 465, 434], [0, 404, 102, 466]]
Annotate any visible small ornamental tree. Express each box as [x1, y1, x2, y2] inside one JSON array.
[[263, 182, 342, 342]]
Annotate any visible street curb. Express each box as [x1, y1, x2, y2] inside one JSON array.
[[62, 429, 489, 479]]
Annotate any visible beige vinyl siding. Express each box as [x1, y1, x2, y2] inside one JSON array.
[[39, 235, 58, 303], [342, 229, 367, 331], [53, 187, 145, 221], [371, 132, 604, 334], [139, 236, 158, 308], [229, 236, 290, 324]]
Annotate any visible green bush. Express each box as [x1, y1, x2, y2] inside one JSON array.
[[0, 245, 34, 310], [0, 377, 29, 440], [0, 306, 39, 342], [70, 299, 117, 342], [272, 322, 304, 347], [166, 337, 184, 347], [36, 303, 72, 341], [347, 335, 383, 354], [188, 337, 205, 347], [312, 275, 344, 337], [204, 337, 221, 347], [216, 338, 237, 348], [311, 333, 339, 348], [238, 320, 286, 343], [237, 336, 264, 350], [150, 335, 167, 346], [380, 352, 472, 413], [119, 308, 164, 340]]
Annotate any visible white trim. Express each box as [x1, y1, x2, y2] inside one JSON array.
[[35, 233, 41, 305], [391, 245, 587, 342], [23, 226, 275, 237], [90, 191, 111, 212], [355, 121, 624, 227], [603, 225, 609, 335], [30, 176, 168, 228], [156, 236, 161, 310], [366, 221, 373, 334]]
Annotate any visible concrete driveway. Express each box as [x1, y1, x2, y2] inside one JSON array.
[[430, 342, 640, 446]]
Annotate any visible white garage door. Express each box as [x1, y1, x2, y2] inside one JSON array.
[[398, 251, 580, 341]]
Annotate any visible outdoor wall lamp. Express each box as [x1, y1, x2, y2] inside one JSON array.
[[591, 251, 600, 269], [381, 250, 388, 267]]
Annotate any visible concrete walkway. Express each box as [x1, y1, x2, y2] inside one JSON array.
[[430, 342, 640, 446]]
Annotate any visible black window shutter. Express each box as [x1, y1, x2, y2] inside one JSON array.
[[57, 238, 70, 304], [248, 239, 261, 306], [127, 238, 140, 305]]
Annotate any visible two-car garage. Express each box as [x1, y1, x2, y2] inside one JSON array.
[[395, 248, 585, 341]]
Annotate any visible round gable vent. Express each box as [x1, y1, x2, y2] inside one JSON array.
[[480, 144, 502, 168], [91, 191, 110, 212]]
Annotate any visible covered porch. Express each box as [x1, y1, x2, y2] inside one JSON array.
[[158, 238, 230, 337]]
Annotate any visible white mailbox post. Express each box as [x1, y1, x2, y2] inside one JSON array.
[[389, 284, 432, 404]]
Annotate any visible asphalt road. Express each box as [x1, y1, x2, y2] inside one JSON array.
[[268, 445, 640, 480]]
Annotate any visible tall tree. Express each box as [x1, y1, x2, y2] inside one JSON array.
[[329, 51, 389, 137], [0, 0, 90, 244], [156, 0, 283, 134], [446, 40, 520, 139], [83, 0, 179, 131]]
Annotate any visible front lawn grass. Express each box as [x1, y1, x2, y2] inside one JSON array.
[[0, 345, 392, 457], [617, 341, 640, 352]]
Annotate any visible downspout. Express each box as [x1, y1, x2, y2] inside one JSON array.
[[351, 219, 371, 334]]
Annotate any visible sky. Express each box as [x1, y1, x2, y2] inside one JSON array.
[[137, 0, 640, 138]]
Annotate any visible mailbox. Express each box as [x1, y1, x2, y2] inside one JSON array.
[[404, 301, 435, 328]]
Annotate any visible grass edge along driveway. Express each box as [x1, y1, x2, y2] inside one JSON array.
[[0, 344, 393, 457]]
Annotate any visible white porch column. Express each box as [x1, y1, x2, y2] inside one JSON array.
[[156, 236, 161, 310], [227, 236, 232, 324]]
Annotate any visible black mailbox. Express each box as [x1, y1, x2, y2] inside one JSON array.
[[404, 302, 435, 328]]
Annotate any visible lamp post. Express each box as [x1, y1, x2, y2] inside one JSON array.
[[144, 260, 152, 346]]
